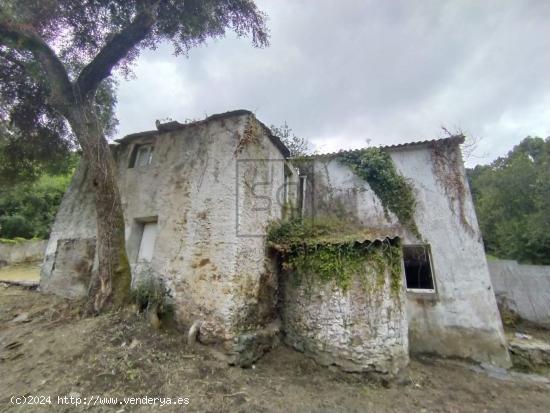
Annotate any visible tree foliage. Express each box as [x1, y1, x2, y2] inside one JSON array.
[[0, 21, 119, 183], [0, 167, 74, 239], [468, 136, 550, 264], [270, 122, 310, 156]]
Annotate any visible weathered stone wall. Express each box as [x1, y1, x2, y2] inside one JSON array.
[[488, 259, 550, 329], [40, 160, 97, 297], [282, 261, 408, 375], [302, 143, 510, 367], [41, 111, 294, 365], [0, 239, 46, 265]]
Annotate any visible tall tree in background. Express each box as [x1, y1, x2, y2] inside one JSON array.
[[0, 1, 268, 312], [468, 136, 550, 264]]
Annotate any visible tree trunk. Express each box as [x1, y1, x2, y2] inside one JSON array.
[[67, 102, 131, 313]]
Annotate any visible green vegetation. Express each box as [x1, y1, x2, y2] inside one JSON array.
[[267, 217, 402, 295], [270, 122, 310, 156], [0, 237, 29, 244], [132, 277, 173, 317], [338, 148, 419, 236], [468, 136, 550, 265], [0, 171, 73, 239]]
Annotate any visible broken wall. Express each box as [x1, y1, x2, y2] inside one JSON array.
[[40, 160, 97, 298]]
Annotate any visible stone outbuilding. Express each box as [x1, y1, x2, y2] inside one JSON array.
[[40, 109, 511, 373]]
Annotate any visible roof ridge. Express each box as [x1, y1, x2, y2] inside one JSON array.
[[114, 109, 290, 158], [294, 135, 465, 159]]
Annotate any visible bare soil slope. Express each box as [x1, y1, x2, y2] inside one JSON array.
[[1, 284, 549, 413]]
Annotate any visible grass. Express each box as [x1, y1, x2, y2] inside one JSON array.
[[0, 262, 41, 283]]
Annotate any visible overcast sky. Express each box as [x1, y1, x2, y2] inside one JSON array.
[[114, 0, 550, 166]]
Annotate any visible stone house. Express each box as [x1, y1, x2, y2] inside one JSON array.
[[40, 109, 510, 374]]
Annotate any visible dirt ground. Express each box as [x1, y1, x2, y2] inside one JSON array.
[[1, 284, 550, 413]]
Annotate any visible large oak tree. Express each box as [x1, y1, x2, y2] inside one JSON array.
[[0, 0, 268, 312]]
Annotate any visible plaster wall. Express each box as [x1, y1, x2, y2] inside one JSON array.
[[0, 239, 46, 265], [303, 144, 510, 367], [390, 147, 509, 366], [488, 259, 550, 328]]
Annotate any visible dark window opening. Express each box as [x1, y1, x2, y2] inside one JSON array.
[[403, 245, 435, 291], [129, 144, 154, 168]]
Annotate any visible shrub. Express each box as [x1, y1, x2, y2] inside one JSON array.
[[0, 172, 71, 239], [131, 277, 173, 317], [0, 215, 34, 239]]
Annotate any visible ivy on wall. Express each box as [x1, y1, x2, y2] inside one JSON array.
[[338, 148, 419, 237], [431, 140, 474, 235], [234, 116, 262, 155]]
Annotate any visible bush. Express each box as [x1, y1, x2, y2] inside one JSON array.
[[0, 215, 34, 239], [468, 136, 550, 264], [0, 171, 72, 239], [132, 277, 173, 316]]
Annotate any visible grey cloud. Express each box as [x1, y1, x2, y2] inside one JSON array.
[[115, 0, 550, 166]]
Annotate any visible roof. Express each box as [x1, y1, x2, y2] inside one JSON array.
[[295, 134, 465, 160], [116, 109, 290, 157], [299, 228, 401, 246], [268, 225, 402, 252]]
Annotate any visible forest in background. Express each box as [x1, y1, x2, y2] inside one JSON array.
[[0, 171, 71, 240], [468, 136, 550, 265], [0, 137, 548, 264]]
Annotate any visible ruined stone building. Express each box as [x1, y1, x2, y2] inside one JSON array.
[[40, 110, 510, 375]]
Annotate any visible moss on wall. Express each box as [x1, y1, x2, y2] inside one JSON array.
[[267, 217, 402, 296], [338, 148, 419, 237]]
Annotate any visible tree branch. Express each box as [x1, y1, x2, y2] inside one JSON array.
[[76, 4, 159, 98], [0, 49, 28, 71], [0, 20, 74, 110]]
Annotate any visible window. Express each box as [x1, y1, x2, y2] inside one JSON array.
[[129, 144, 154, 168], [403, 245, 435, 291], [137, 221, 158, 262]]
